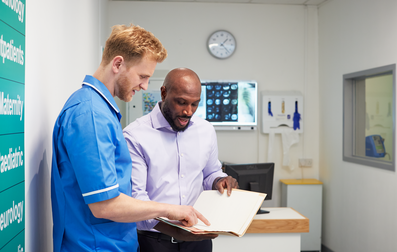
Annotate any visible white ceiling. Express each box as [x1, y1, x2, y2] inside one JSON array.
[[112, 0, 329, 6]]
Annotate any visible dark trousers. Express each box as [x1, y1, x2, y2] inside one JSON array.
[[137, 231, 212, 252]]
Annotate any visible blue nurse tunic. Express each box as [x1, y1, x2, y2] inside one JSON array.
[[51, 75, 138, 252]]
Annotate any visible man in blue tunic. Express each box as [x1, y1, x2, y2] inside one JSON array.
[[51, 24, 209, 252]]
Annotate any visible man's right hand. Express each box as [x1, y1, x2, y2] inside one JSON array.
[[166, 205, 211, 227]]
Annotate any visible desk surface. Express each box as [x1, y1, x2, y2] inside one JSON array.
[[246, 207, 309, 234]]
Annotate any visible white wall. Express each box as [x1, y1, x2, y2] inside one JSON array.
[[319, 0, 397, 251], [108, 1, 320, 208], [25, 1, 107, 251]]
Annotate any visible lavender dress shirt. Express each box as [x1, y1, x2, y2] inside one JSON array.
[[123, 102, 227, 231]]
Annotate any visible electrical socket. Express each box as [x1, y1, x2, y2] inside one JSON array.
[[299, 158, 313, 167]]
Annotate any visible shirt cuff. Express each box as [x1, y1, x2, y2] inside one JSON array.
[[204, 172, 227, 190]]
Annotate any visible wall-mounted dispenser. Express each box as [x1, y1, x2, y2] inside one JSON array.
[[262, 91, 303, 134]]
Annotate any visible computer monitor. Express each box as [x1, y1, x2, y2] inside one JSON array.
[[224, 162, 275, 214]]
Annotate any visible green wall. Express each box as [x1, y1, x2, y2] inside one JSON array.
[[0, 1, 26, 251]]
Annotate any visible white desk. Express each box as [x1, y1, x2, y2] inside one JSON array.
[[213, 207, 309, 252]]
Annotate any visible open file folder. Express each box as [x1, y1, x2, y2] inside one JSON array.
[[156, 189, 266, 237]]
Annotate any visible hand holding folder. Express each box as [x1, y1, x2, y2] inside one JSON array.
[[157, 189, 266, 237]]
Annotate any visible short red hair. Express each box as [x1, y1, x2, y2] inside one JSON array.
[[102, 24, 167, 66]]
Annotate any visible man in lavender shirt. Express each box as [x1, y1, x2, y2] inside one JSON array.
[[123, 68, 238, 252]]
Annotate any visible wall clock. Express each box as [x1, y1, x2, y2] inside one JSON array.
[[207, 30, 236, 59]]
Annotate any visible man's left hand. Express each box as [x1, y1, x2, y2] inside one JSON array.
[[212, 176, 238, 196]]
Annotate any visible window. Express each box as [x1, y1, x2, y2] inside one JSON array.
[[343, 64, 395, 171]]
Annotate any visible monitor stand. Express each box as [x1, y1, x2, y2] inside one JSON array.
[[257, 209, 270, 214], [249, 182, 270, 214]]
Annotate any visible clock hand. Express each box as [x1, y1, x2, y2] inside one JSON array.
[[222, 45, 230, 53], [220, 38, 228, 46]]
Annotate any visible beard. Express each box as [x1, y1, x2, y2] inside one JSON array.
[[162, 101, 191, 132], [116, 73, 133, 102]]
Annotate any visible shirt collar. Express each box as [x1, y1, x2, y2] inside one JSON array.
[[151, 101, 196, 131], [82, 75, 122, 120]]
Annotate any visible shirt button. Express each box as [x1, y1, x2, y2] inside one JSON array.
[[180, 153, 184, 157], [182, 195, 186, 198], [181, 174, 185, 178]]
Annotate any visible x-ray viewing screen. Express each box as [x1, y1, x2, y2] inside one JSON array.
[[195, 80, 257, 126]]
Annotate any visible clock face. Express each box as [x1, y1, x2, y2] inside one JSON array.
[[207, 30, 236, 59]]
